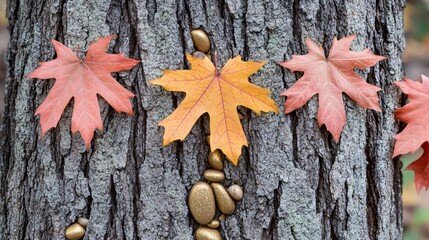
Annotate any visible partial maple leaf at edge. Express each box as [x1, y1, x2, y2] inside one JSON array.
[[405, 142, 429, 193], [27, 35, 140, 147], [393, 75, 429, 158], [150, 54, 278, 165], [279, 35, 385, 142]]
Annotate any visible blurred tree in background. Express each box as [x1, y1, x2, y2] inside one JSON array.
[[403, 2, 429, 239]]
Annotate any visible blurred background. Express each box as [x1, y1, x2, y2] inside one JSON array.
[[0, 0, 428, 239], [403, 1, 429, 240]]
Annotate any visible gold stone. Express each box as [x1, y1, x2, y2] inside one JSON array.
[[227, 184, 243, 201], [218, 214, 226, 222], [195, 227, 222, 240], [206, 135, 211, 145], [210, 183, 236, 215], [204, 170, 225, 182], [208, 150, 223, 170], [77, 217, 88, 227], [189, 182, 216, 225], [207, 219, 220, 229], [65, 223, 85, 240], [191, 29, 210, 53], [192, 51, 206, 60]]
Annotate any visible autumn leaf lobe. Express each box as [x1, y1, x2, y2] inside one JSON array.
[[27, 35, 140, 147], [279, 35, 385, 141], [150, 54, 278, 164]]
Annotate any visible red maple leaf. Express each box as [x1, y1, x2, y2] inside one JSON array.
[[392, 76, 429, 193], [27, 35, 139, 147], [278, 35, 385, 141], [394, 75, 429, 158], [405, 143, 429, 193]]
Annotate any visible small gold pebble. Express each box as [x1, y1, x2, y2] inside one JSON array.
[[208, 150, 223, 171], [192, 51, 206, 60], [77, 217, 88, 227], [206, 135, 211, 145], [218, 214, 226, 222], [207, 219, 220, 229], [211, 183, 236, 215], [191, 29, 210, 53], [65, 223, 85, 240], [204, 169, 225, 182], [195, 227, 222, 240], [227, 184, 243, 201], [189, 182, 216, 225]]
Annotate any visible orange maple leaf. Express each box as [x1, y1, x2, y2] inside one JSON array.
[[150, 54, 278, 164], [27, 35, 139, 147], [279, 35, 385, 141]]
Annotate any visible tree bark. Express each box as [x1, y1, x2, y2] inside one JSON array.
[[0, 0, 405, 239]]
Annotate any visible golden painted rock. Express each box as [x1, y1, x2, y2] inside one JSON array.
[[207, 219, 220, 229], [208, 150, 223, 171], [65, 223, 85, 240], [218, 214, 226, 222], [227, 184, 243, 201], [211, 183, 236, 215], [191, 29, 210, 53], [189, 182, 216, 225], [77, 217, 88, 227], [204, 170, 225, 182], [195, 227, 222, 240]]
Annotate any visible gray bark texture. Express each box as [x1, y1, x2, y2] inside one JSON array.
[[0, 0, 405, 239]]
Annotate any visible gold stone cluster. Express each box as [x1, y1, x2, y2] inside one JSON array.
[[65, 217, 88, 240], [188, 135, 244, 240]]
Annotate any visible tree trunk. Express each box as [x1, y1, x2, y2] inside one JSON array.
[[0, 0, 405, 239]]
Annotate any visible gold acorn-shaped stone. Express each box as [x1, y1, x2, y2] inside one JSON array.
[[65, 223, 85, 240], [189, 182, 216, 225], [211, 183, 236, 215], [191, 29, 210, 53], [208, 150, 223, 171], [195, 227, 222, 240]]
